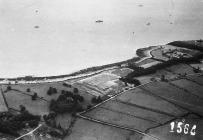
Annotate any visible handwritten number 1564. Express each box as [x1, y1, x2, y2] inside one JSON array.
[[170, 121, 196, 136]]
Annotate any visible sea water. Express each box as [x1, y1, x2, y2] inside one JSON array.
[[0, 0, 203, 78]]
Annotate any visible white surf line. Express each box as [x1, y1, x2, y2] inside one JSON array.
[[77, 114, 161, 140], [15, 124, 42, 140], [0, 67, 118, 85]]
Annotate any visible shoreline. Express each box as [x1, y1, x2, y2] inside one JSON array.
[[1, 39, 199, 84], [0, 48, 148, 83], [0, 56, 141, 84]]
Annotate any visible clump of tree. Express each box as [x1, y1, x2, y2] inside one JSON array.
[[119, 77, 141, 86], [160, 75, 168, 82], [43, 112, 57, 127], [7, 85, 12, 91], [26, 88, 31, 92], [47, 87, 57, 95], [73, 94, 84, 102], [91, 96, 102, 104], [48, 130, 64, 138], [62, 82, 72, 88], [87, 105, 92, 110], [125, 53, 203, 79], [73, 88, 79, 93], [19, 105, 26, 112], [31, 92, 38, 100], [0, 106, 40, 137], [49, 92, 84, 114], [168, 41, 203, 52]]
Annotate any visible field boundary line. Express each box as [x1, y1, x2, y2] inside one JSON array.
[[140, 87, 203, 117], [0, 87, 9, 111], [77, 114, 161, 140], [98, 106, 162, 124], [78, 81, 154, 115], [78, 72, 203, 116], [78, 82, 106, 95], [6, 88, 49, 102], [168, 81, 203, 100], [185, 77, 203, 86], [114, 99, 176, 118]]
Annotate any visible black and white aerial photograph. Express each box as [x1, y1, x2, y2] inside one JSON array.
[[0, 0, 203, 139]]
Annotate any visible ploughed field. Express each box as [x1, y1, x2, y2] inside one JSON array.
[[79, 73, 203, 140], [73, 68, 132, 97]]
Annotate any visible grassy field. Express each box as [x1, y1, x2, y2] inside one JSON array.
[[66, 118, 143, 140], [187, 74, 203, 85], [116, 88, 187, 117], [171, 79, 203, 98], [100, 100, 172, 124], [165, 64, 194, 75], [142, 81, 203, 115], [143, 81, 203, 106], [2, 82, 71, 101], [136, 69, 178, 84], [84, 107, 158, 132], [135, 63, 193, 84], [154, 69, 178, 79], [4, 90, 49, 115], [1, 80, 96, 116], [151, 48, 169, 61], [81, 86, 189, 133]]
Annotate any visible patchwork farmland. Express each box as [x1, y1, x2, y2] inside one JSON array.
[[77, 73, 203, 140], [1, 40, 203, 140]]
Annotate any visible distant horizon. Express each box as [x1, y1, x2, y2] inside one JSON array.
[[0, 0, 203, 78]]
